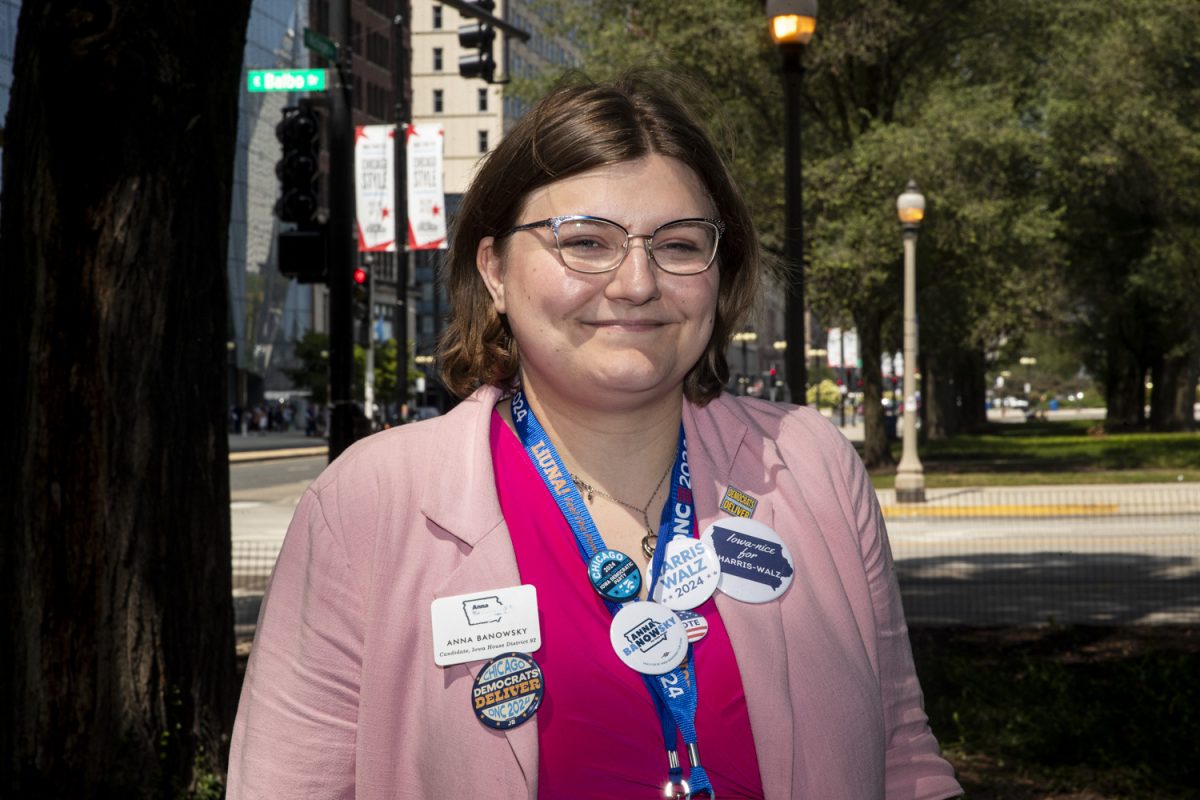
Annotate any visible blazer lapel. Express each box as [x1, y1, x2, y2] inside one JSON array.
[[685, 399, 794, 799], [421, 387, 540, 795]]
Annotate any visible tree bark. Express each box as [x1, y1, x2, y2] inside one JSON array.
[[1149, 348, 1197, 432], [1103, 341, 1146, 430], [857, 307, 895, 468], [0, 2, 251, 796], [921, 351, 959, 441], [958, 351, 989, 432]]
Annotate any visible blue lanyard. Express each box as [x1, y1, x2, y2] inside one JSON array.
[[509, 392, 712, 797]]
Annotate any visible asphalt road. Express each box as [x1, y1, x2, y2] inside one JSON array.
[[231, 455, 326, 495], [888, 511, 1200, 625], [228, 458, 1200, 626]]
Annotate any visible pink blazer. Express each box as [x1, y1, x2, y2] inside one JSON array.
[[228, 386, 962, 799]]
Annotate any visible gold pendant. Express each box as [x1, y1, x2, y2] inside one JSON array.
[[641, 532, 657, 560]]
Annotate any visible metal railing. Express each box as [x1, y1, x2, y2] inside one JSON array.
[[231, 483, 1200, 628], [880, 484, 1200, 626]]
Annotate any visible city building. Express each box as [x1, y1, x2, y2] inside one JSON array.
[[0, 1, 578, 418], [0, 0, 18, 186]]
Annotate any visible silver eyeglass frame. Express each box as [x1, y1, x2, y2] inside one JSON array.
[[494, 214, 725, 275]]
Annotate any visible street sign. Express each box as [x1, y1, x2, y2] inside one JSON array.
[[247, 69, 328, 93], [304, 28, 338, 61]]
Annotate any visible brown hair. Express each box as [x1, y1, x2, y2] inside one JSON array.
[[437, 71, 761, 405]]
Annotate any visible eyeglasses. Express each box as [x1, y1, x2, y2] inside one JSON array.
[[495, 214, 725, 275]]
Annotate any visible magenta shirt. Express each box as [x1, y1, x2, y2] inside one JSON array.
[[490, 412, 765, 799]]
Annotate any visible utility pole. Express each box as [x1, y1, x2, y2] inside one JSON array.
[[393, 0, 411, 421], [327, 0, 356, 460]]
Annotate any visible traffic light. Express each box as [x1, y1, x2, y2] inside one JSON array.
[[275, 101, 328, 283], [275, 103, 321, 226], [353, 265, 372, 345], [458, 1, 496, 83]]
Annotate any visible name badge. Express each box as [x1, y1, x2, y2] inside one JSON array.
[[431, 584, 542, 666]]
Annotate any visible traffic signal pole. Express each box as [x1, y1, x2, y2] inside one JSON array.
[[327, 0, 356, 460]]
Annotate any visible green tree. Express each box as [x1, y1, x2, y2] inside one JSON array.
[[799, 0, 1064, 460], [520, 0, 1069, 463], [284, 330, 332, 405], [0, 1, 251, 796], [1042, 0, 1200, 430]]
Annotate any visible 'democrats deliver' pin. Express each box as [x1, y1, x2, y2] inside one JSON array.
[[472, 652, 544, 730], [700, 517, 795, 603]]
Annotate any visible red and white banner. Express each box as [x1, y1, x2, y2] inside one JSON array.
[[354, 124, 396, 252], [406, 124, 447, 251]]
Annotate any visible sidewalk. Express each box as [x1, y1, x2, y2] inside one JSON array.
[[228, 431, 327, 462]]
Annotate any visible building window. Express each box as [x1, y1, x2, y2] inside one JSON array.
[[477, 87, 488, 112], [432, 5, 442, 29], [478, 129, 489, 153], [367, 83, 390, 119], [433, 47, 443, 71], [433, 89, 444, 114], [367, 31, 389, 67], [353, 75, 363, 110]]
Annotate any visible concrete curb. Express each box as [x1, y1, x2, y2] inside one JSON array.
[[229, 446, 328, 463]]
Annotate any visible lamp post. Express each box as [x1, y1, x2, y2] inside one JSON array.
[[767, 0, 817, 406], [895, 179, 926, 503], [732, 331, 758, 394]]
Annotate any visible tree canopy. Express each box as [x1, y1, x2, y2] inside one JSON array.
[[519, 0, 1199, 451]]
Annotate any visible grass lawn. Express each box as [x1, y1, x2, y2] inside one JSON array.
[[867, 419, 1200, 489], [911, 625, 1200, 799]]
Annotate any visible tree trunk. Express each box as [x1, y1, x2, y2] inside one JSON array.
[[921, 351, 959, 441], [1149, 348, 1197, 432], [958, 351, 989, 432], [1104, 343, 1146, 430], [0, 3, 251, 796], [857, 307, 895, 468]]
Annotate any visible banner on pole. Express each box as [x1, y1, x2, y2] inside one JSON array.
[[355, 124, 397, 252], [406, 124, 448, 251], [826, 328, 861, 369]]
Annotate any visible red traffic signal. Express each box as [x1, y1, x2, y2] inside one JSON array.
[[353, 267, 369, 285]]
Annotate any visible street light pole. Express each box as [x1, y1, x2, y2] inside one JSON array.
[[327, 0, 356, 461], [895, 179, 926, 503], [392, 1, 412, 423], [767, 0, 816, 406]]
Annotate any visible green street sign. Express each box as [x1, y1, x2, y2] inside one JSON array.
[[247, 69, 327, 93], [304, 28, 338, 62]]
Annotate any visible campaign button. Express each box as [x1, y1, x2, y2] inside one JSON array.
[[472, 652, 544, 730], [650, 537, 720, 610], [676, 609, 709, 643], [609, 601, 688, 675], [587, 548, 642, 603], [700, 517, 795, 603]]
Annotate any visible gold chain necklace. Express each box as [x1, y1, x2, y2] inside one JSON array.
[[571, 459, 673, 560]]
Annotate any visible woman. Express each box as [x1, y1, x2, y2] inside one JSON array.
[[228, 74, 962, 799]]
